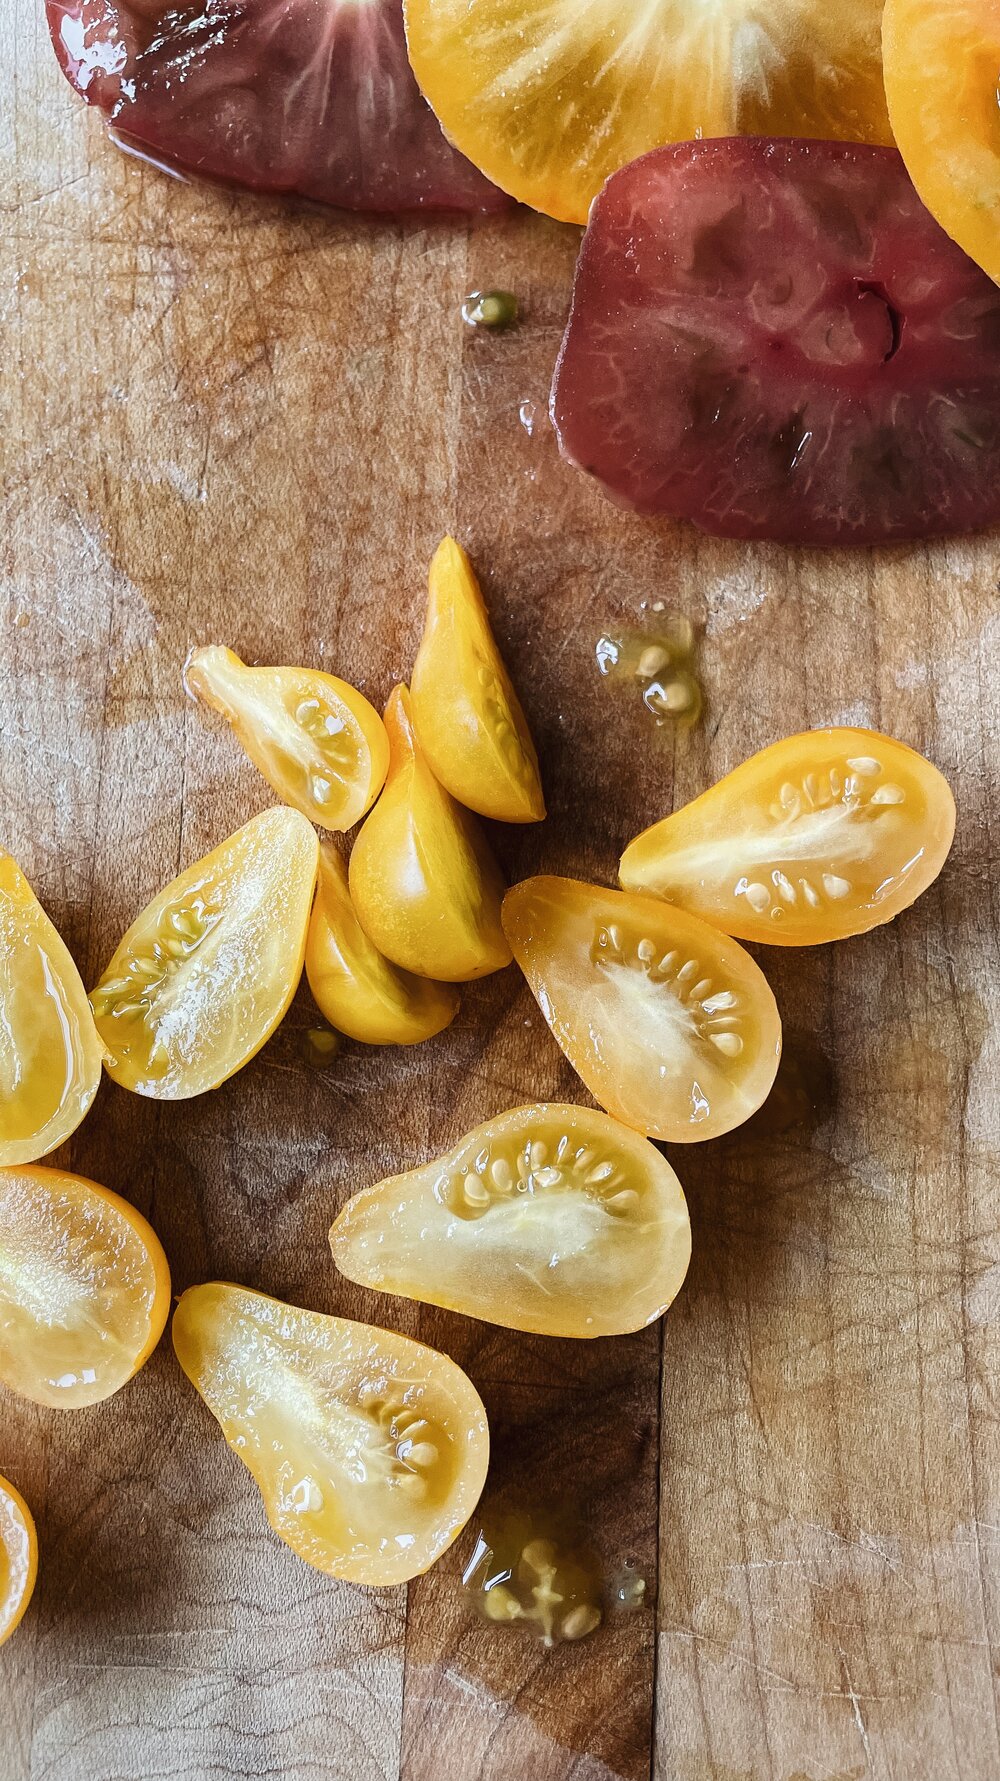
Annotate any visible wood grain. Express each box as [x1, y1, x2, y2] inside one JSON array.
[[2, 6, 999, 1780]]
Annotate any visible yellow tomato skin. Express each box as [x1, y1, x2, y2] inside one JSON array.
[[619, 729, 956, 947], [0, 854, 103, 1167], [330, 1102, 691, 1338], [502, 876, 781, 1143], [305, 843, 459, 1046], [349, 686, 511, 982], [185, 646, 389, 831], [0, 1475, 38, 1647], [883, 0, 1000, 286], [0, 1165, 171, 1409], [410, 537, 545, 824], [90, 808, 319, 1098], [172, 1283, 489, 1588]]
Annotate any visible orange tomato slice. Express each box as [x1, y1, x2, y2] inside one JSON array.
[[305, 842, 459, 1046], [0, 1475, 37, 1647], [90, 808, 319, 1097], [172, 1283, 489, 1587], [0, 1165, 170, 1408], [619, 729, 956, 947], [410, 537, 545, 824], [404, 0, 892, 224], [502, 876, 781, 1142], [349, 686, 511, 982], [0, 853, 103, 1167], [883, 0, 1000, 286], [330, 1102, 691, 1337], [185, 647, 389, 831]]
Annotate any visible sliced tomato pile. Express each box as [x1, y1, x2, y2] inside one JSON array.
[[552, 139, 1000, 546], [45, 0, 508, 212]]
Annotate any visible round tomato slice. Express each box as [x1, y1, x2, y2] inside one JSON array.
[[185, 648, 389, 833], [551, 139, 1000, 545], [172, 1283, 489, 1587], [306, 842, 459, 1046], [90, 807, 318, 1098], [0, 853, 103, 1167], [45, 0, 509, 213], [620, 728, 956, 947], [884, 0, 1000, 287], [410, 537, 545, 825], [330, 1103, 691, 1338], [502, 878, 781, 1143], [0, 1165, 170, 1409], [0, 1475, 37, 1647]]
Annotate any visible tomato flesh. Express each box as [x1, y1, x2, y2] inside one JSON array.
[[330, 1102, 691, 1338], [45, 0, 509, 213], [172, 1283, 489, 1586], [0, 1476, 37, 1648], [552, 139, 1000, 544], [620, 728, 956, 947], [91, 808, 318, 1098], [502, 877, 781, 1143], [0, 1165, 170, 1409]]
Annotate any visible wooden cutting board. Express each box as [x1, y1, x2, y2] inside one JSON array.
[[2, 8, 999, 1778]]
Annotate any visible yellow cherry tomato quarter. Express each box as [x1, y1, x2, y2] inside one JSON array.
[[0, 1475, 38, 1647]]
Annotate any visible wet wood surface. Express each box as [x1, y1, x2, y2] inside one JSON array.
[[2, 7, 998, 1779]]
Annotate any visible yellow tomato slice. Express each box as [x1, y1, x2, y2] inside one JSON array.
[[410, 537, 545, 824], [172, 1283, 489, 1587], [0, 854, 103, 1167], [90, 808, 318, 1098], [330, 1102, 691, 1337], [883, 0, 1000, 286], [404, 0, 891, 224], [0, 1165, 170, 1409], [502, 876, 781, 1142], [619, 729, 956, 947], [0, 1474, 37, 1647], [305, 843, 459, 1046], [349, 686, 511, 982], [185, 647, 389, 831]]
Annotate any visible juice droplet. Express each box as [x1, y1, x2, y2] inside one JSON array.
[[462, 289, 518, 330], [301, 1025, 342, 1068], [595, 617, 702, 729], [463, 1505, 605, 1648]]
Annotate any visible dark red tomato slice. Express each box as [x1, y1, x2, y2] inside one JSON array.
[[45, 0, 509, 214], [551, 139, 1000, 545]]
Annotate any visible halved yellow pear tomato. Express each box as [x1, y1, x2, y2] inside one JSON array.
[[305, 842, 459, 1046], [330, 1103, 691, 1338], [0, 1165, 171, 1409], [410, 537, 545, 824], [172, 1283, 489, 1587], [185, 646, 389, 831], [0, 853, 103, 1167], [90, 808, 318, 1098], [502, 877, 781, 1142], [349, 686, 511, 982], [619, 729, 956, 947], [0, 1475, 37, 1646]]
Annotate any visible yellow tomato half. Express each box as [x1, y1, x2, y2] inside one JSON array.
[[0, 1475, 37, 1647], [349, 686, 511, 982], [173, 1283, 489, 1587], [619, 729, 956, 946], [502, 876, 781, 1142], [410, 537, 545, 824], [0, 853, 103, 1167], [330, 1103, 691, 1338], [185, 647, 389, 831], [0, 1165, 171, 1409], [90, 808, 319, 1098]]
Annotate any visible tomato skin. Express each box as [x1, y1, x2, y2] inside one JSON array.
[[349, 686, 511, 982], [502, 877, 781, 1143], [305, 842, 459, 1045], [410, 537, 545, 824], [0, 1475, 38, 1647], [330, 1102, 691, 1338], [172, 1283, 490, 1587], [0, 854, 103, 1167], [619, 729, 956, 947]]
